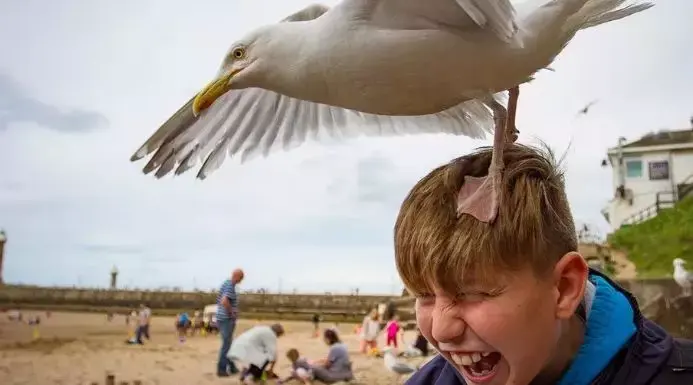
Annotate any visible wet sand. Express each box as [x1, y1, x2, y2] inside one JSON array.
[[0, 311, 431, 385]]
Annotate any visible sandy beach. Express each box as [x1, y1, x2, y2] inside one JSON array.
[[0, 311, 431, 385]]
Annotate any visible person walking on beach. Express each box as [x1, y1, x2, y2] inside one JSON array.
[[311, 313, 321, 338], [131, 304, 151, 344], [138, 303, 151, 341], [216, 268, 245, 377]]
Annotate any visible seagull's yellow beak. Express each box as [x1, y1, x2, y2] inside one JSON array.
[[191, 69, 240, 117]]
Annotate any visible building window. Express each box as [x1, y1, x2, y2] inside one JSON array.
[[648, 161, 670, 180], [625, 160, 642, 178]]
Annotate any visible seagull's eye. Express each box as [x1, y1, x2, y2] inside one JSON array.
[[231, 47, 246, 60]]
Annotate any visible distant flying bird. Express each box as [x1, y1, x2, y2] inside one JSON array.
[[673, 258, 693, 296], [383, 348, 417, 383], [131, 0, 653, 225], [577, 99, 599, 116]]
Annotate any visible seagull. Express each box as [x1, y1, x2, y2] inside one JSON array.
[[576, 99, 599, 116], [131, 0, 653, 223], [383, 348, 417, 384], [673, 258, 693, 296]]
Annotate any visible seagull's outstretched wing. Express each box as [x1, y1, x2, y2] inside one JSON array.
[[280, 3, 330, 22], [369, 0, 518, 42], [130, 3, 505, 179], [133, 87, 502, 179], [453, 0, 518, 40]]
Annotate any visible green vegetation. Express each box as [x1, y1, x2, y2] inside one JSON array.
[[609, 196, 693, 278]]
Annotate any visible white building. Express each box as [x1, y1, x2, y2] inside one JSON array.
[[601, 126, 693, 230]]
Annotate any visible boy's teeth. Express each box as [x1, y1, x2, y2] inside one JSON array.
[[451, 354, 472, 366], [470, 368, 492, 376], [481, 352, 491, 357], [451, 352, 484, 366]]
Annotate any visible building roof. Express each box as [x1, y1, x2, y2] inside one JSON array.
[[621, 129, 693, 148]]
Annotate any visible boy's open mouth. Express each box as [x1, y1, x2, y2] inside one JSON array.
[[450, 351, 502, 383]]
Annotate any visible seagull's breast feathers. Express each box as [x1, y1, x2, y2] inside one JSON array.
[[674, 265, 693, 287]]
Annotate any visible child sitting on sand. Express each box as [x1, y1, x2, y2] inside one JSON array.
[[277, 348, 314, 384]]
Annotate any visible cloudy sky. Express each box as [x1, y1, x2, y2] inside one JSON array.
[[0, 0, 690, 293]]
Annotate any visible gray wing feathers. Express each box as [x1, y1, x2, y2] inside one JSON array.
[[281, 4, 331, 22], [131, 96, 195, 164], [145, 89, 499, 179], [454, 0, 518, 41], [371, 0, 518, 41]]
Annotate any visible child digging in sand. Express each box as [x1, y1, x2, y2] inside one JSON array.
[[277, 348, 314, 384]]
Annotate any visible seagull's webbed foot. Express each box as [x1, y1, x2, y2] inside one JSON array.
[[456, 86, 520, 223]]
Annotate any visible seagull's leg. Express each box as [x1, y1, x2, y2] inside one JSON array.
[[505, 86, 520, 144], [455, 96, 509, 223]]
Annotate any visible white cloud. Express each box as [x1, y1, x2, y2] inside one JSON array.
[[0, 0, 691, 293]]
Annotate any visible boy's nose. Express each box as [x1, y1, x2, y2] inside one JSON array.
[[431, 303, 467, 343]]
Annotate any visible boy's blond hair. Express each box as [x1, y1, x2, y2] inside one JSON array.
[[395, 144, 577, 296]]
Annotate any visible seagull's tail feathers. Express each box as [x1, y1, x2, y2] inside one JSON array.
[[564, 0, 654, 33]]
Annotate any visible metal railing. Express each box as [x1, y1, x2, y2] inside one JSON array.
[[677, 171, 693, 200], [621, 191, 676, 226]]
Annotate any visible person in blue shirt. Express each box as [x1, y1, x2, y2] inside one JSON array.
[[175, 312, 190, 343], [394, 144, 693, 385], [216, 268, 245, 377]]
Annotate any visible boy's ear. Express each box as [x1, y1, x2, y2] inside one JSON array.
[[552, 252, 589, 319]]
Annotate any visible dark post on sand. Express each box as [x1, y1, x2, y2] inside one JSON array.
[[105, 373, 115, 385], [0, 230, 6, 285]]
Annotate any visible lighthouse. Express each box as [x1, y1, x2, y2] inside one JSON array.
[[110, 266, 119, 290]]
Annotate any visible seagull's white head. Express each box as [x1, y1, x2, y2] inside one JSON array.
[[673, 258, 686, 268], [191, 25, 288, 116]]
